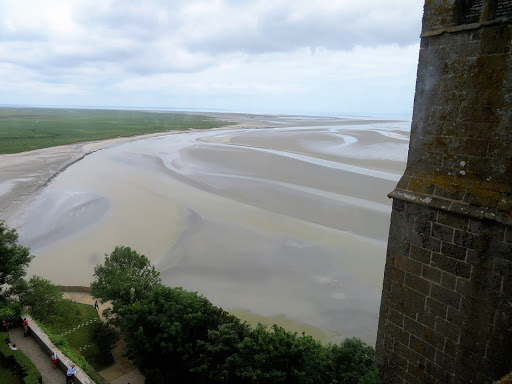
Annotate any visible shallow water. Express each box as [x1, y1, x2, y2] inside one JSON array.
[[11, 119, 409, 344]]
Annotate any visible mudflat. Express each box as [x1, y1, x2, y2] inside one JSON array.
[[1, 113, 410, 344]]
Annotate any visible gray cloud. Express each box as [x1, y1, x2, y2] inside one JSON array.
[[0, 0, 422, 77]]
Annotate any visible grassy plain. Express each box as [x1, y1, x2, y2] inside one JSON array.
[[0, 107, 234, 154]]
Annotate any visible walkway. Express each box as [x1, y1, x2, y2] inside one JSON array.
[[9, 327, 65, 383]]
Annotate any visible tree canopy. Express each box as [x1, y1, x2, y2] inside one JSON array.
[[0, 222, 33, 294], [91, 247, 382, 384], [90, 245, 161, 311]]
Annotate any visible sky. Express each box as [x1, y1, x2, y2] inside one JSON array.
[[0, 1, 424, 116]]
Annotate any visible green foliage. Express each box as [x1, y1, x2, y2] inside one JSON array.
[[44, 299, 81, 331], [0, 333, 42, 384], [16, 276, 63, 322], [39, 301, 113, 372], [0, 223, 33, 295], [91, 246, 161, 313], [358, 367, 382, 384], [89, 322, 120, 353], [0, 301, 22, 324], [324, 338, 378, 384], [35, 320, 103, 384], [115, 285, 235, 382], [91, 247, 382, 384], [0, 107, 235, 154]]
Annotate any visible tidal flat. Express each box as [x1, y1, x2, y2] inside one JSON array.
[[1, 113, 410, 344]]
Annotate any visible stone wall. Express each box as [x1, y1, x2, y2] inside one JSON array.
[[377, 200, 511, 383], [376, 1, 512, 383]]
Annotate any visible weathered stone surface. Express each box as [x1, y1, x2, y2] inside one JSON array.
[[376, 2, 512, 383]]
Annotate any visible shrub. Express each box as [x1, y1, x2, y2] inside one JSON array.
[[0, 301, 22, 325], [0, 332, 42, 384]]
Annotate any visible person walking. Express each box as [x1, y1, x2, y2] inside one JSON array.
[[51, 351, 58, 369], [94, 299, 99, 311], [2, 319, 8, 332], [66, 364, 76, 384]]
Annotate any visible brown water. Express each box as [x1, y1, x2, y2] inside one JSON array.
[[10, 119, 409, 344]]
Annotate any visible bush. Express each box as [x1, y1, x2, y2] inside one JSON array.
[[17, 276, 63, 322], [0, 301, 22, 325], [0, 332, 42, 384]]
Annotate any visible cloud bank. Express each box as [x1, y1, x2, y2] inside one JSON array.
[[0, 0, 424, 115]]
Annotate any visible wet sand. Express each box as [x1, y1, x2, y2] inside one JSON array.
[[1, 113, 410, 345]]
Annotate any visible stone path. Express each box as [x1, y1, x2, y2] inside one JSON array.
[[9, 327, 66, 383]]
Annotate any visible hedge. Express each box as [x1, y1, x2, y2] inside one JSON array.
[[0, 332, 42, 384]]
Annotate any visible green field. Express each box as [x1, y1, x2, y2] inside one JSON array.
[[0, 107, 235, 154]]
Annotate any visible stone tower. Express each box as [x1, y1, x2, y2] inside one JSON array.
[[375, 1, 512, 383]]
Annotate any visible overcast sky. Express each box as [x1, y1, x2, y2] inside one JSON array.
[[1, 1, 424, 116]]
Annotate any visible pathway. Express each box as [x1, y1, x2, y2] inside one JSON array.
[[9, 327, 65, 383]]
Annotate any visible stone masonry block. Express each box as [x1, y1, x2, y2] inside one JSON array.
[[432, 252, 472, 278], [394, 254, 423, 276], [404, 316, 445, 350], [437, 211, 469, 230], [409, 335, 437, 362], [388, 308, 405, 327], [409, 231, 442, 253], [422, 264, 442, 284], [435, 318, 460, 342], [493, 257, 512, 278], [430, 283, 462, 309], [432, 223, 455, 242], [387, 239, 411, 260], [426, 297, 448, 318], [435, 350, 456, 373], [417, 311, 437, 329], [453, 229, 483, 249], [395, 339, 427, 366], [410, 245, 432, 264], [393, 198, 406, 212], [444, 338, 457, 358], [505, 227, 512, 243], [413, 218, 433, 235], [406, 202, 439, 222], [385, 320, 411, 347], [466, 249, 493, 270], [487, 239, 512, 261], [384, 265, 406, 285], [469, 218, 506, 240], [441, 272, 457, 290], [440, 242, 468, 261], [391, 281, 427, 318], [425, 360, 454, 384], [405, 272, 432, 296]]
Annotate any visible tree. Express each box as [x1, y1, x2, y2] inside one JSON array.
[[90, 322, 121, 353], [116, 284, 240, 383], [90, 246, 161, 312], [90, 247, 381, 384], [325, 338, 378, 384], [17, 276, 63, 321], [0, 222, 33, 295]]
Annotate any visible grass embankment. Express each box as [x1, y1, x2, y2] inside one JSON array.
[[42, 302, 111, 371], [0, 107, 235, 154]]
